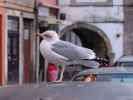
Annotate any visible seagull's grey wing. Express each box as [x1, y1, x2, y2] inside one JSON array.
[[51, 40, 96, 60]]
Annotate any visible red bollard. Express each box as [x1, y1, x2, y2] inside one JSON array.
[[47, 64, 58, 82]]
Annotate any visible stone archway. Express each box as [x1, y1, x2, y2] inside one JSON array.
[[60, 21, 114, 61]]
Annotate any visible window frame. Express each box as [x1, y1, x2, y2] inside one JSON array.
[[71, 0, 113, 6]]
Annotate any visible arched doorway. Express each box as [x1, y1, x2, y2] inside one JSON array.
[[60, 22, 112, 60], [60, 22, 113, 80]]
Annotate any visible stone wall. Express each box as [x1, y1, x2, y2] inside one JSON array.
[[124, 0, 133, 55], [59, 0, 124, 60]]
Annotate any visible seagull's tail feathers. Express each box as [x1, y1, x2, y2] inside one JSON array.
[[83, 48, 96, 59]]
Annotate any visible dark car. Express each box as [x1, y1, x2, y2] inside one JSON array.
[[71, 67, 133, 82], [1, 82, 133, 100], [1, 67, 133, 100], [115, 56, 133, 67]]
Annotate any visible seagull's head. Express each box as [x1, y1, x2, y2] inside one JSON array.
[[38, 30, 59, 42]]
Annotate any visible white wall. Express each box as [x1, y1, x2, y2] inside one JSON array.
[[94, 23, 123, 61], [60, 22, 123, 61], [59, 0, 123, 5], [113, 0, 123, 5], [60, 6, 124, 22], [59, 0, 124, 60]]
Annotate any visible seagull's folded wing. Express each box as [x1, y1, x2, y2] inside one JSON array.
[[51, 40, 96, 60]]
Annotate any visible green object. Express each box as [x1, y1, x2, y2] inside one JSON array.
[[58, 64, 64, 69]]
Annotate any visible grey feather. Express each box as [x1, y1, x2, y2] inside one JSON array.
[[51, 40, 96, 60]]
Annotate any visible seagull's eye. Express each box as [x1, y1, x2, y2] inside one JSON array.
[[44, 34, 52, 38]]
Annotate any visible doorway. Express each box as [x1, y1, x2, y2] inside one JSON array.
[[60, 22, 112, 80], [61, 22, 112, 59], [23, 18, 33, 83], [7, 16, 19, 84]]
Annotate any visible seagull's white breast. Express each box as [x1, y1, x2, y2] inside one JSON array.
[[40, 40, 51, 58]]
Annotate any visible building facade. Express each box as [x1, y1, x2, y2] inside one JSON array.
[[124, 0, 133, 55], [0, 3, 6, 85], [0, 0, 60, 85], [0, 0, 35, 85], [38, 0, 59, 32], [59, 0, 124, 62]]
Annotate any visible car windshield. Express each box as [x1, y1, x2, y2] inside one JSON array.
[[73, 74, 133, 83], [118, 62, 133, 67]]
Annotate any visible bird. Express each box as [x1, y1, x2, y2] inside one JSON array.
[[38, 30, 99, 68]]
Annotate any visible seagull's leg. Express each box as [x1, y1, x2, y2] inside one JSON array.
[[44, 59, 48, 82], [57, 64, 65, 82]]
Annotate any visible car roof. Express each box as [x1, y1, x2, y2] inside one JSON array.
[[118, 55, 133, 62], [74, 67, 133, 77], [1, 82, 133, 100]]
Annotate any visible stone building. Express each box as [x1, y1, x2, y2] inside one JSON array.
[[0, 0, 60, 85], [59, 0, 124, 63], [57, 0, 125, 80]]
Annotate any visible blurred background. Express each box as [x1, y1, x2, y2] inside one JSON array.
[[0, 0, 133, 86]]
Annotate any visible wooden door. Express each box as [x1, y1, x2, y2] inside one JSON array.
[[23, 18, 33, 82], [8, 33, 19, 84]]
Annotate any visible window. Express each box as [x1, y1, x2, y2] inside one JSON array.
[[71, 0, 113, 6], [8, 16, 19, 32], [76, 0, 108, 3]]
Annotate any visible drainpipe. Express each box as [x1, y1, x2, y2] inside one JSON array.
[[34, 0, 39, 83]]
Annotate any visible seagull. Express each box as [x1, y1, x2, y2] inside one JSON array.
[[38, 30, 99, 68]]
